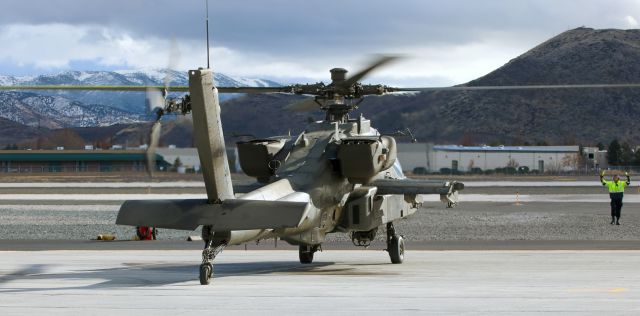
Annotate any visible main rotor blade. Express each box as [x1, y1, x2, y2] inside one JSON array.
[[340, 55, 400, 87], [0, 85, 190, 92], [0, 85, 292, 93], [216, 86, 293, 93], [5, 83, 640, 94], [288, 97, 320, 112], [390, 83, 640, 92]]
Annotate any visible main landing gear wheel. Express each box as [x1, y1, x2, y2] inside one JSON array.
[[199, 226, 227, 285], [388, 235, 405, 264], [199, 263, 213, 285], [386, 222, 405, 264], [299, 245, 318, 264]]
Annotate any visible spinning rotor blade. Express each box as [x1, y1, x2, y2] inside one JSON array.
[[164, 37, 181, 92], [339, 55, 400, 87], [0, 85, 295, 94], [288, 97, 319, 112], [146, 121, 162, 177], [0, 85, 189, 92], [162, 37, 180, 94], [146, 87, 166, 111], [5, 83, 640, 95], [146, 38, 181, 114], [389, 83, 640, 92], [216, 86, 293, 93]]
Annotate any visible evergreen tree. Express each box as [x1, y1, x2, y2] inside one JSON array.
[[620, 142, 634, 165], [608, 139, 622, 165], [173, 157, 183, 170], [633, 149, 640, 166]]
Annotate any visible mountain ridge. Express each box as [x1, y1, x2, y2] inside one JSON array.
[[0, 69, 282, 114], [3, 27, 640, 148]]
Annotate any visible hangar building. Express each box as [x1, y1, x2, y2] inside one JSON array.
[[0, 150, 165, 173], [396, 144, 581, 173]]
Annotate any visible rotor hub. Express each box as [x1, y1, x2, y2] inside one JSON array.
[[330, 68, 348, 82]]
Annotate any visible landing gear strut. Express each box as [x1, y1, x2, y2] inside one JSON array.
[[199, 226, 227, 285], [299, 244, 319, 264], [386, 222, 404, 264]]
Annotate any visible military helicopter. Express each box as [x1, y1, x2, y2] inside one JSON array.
[[118, 57, 468, 285]]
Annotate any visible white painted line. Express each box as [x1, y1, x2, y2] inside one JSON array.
[[454, 194, 640, 203], [0, 204, 120, 211], [0, 182, 205, 188], [0, 194, 207, 201], [464, 181, 612, 187]]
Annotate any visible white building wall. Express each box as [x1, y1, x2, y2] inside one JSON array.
[[156, 147, 241, 172], [425, 146, 580, 172], [396, 143, 428, 171]]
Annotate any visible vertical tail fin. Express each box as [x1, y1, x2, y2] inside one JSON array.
[[189, 69, 234, 203]]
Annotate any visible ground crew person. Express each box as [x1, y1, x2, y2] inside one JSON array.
[[600, 170, 630, 225], [136, 226, 157, 240]]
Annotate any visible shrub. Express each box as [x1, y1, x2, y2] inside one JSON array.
[[413, 167, 427, 175]]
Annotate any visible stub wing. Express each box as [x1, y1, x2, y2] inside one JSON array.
[[370, 178, 464, 206], [371, 179, 464, 195], [117, 198, 310, 231]]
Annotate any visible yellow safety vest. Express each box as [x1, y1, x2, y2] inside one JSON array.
[[603, 180, 627, 193]]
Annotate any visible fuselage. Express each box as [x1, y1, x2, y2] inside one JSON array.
[[216, 117, 411, 246]]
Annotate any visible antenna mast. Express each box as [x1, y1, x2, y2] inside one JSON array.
[[205, 0, 210, 69]]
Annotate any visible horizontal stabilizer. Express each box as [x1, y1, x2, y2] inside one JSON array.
[[371, 179, 464, 195], [117, 198, 309, 231]]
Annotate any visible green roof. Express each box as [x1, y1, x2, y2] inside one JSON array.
[[0, 150, 163, 162]]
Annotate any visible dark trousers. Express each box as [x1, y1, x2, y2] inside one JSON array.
[[610, 192, 624, 218]]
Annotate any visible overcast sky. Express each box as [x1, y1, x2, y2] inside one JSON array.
[[1, 0, 639, 86]]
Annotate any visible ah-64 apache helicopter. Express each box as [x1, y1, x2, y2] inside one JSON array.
[[122, 56, 468, 285], [4, 53, 640, 286]]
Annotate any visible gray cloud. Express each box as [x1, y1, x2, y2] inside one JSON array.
[[3, 1, 638, 51], [1, 0, 639, 83]]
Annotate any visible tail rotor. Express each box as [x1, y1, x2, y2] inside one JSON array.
[[144, 38, 181, 177]]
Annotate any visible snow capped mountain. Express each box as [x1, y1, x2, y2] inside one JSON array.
[[0, 91, 143, 129], [0, 69, 283, 121], [5, 69, 281, 88], [0, 75, 32, 86]]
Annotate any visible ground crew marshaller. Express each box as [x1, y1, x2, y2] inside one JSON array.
[[600, 170, 630, 225]]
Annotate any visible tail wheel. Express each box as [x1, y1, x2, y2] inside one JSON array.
[[388, 235, 405, 264], [199, 263, 213, 285], [299, 245, 316, 264]]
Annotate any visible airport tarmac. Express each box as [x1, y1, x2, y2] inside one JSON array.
[[1, 180, 639, 314], [0, 250, 639, 315]]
